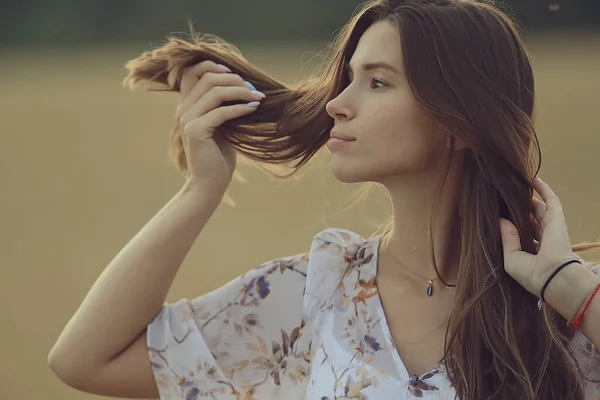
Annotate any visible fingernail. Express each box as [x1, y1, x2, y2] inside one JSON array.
[[252, 90, 266, 99], [244, 81, 257, 91], [247, 101, 260, 108], [216, 64, 232, 72]]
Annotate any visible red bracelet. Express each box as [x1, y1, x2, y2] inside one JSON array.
[[571, 283, 600, 330]]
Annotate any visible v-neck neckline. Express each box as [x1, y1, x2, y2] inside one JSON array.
[[368, 234, 446, 382]]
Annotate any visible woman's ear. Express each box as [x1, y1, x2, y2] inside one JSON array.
[[447, 134, 468, 151]]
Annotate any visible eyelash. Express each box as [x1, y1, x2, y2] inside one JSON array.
[[369, 78, 387, 89], [346, 76, 388, 90]]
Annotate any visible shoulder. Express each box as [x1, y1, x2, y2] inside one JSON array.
[[302, 229, 380, 325], [310, 228, 367, 251], [307, 227, 379, 274]]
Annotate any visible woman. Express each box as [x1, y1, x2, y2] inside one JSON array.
[[48, 0, 600, 398]]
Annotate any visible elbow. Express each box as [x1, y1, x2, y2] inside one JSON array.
[[47, 349, 76, 387], [47, 347, 91, 391], [48, 346, 65, 377]]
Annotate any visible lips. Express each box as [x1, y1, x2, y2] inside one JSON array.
[[327, 130, 356, 151], [330, 130, 356, 142]]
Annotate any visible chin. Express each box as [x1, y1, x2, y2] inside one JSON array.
[[330, 159, 378, 184], [332, 171, 365, 183], [330, 156, 426, 185]]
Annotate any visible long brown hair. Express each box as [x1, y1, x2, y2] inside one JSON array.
[[124, 0, 600, 398]]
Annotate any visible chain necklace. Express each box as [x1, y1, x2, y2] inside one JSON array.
[[385, 232, 440, 297], [385, 248, 439, 296]]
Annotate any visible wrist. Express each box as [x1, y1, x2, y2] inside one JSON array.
[[180, 179, 226, 210], [543, 262, 599, 321]]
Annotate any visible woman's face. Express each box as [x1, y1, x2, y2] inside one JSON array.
[[325, 20, 451, 185]]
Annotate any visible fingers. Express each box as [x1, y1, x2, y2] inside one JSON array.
[[180, 72, 246, 112], [179, 85, 264, 128], [499, 217, 522, 256], [532, 177, 562, 212], [532, 196, 546, 224], [530, 177, 571, 251], [180, 61, 230, 97], [531, 214, 542, 241], [183, 103, 260, 139], [174, 60, 266, 145]]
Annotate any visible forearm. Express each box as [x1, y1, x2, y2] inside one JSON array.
[[48, 182, 222, 371], [544, 263, 600, 347]]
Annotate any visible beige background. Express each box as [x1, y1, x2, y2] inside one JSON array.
[[1, 34, 600, 399]]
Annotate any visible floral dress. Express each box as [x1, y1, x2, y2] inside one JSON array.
[[147, 228, 600, 399]]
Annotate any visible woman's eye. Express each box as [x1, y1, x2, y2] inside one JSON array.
[[369, 78, 387, 89]]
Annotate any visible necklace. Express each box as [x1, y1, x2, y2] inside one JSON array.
[[383, 243, 440, 297]]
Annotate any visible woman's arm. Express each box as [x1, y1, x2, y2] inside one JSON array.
[[544, 264, 600, 347], [48, 59, 265, 396], [47, 181, 220, 395]]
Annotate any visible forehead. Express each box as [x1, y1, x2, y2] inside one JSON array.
[[349, 20, 403, 68]]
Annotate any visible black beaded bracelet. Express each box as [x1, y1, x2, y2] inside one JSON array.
[[538, 259, 582, 308]]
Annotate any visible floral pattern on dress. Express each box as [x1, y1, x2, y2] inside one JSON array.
[[148, 253, 313, 399], [147, 228, 600, 399]]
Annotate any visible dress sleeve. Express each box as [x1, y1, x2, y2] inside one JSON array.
[[146, 253, 312, 400]]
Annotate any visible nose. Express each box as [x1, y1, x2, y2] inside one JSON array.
[[326, 91, 354, 121]]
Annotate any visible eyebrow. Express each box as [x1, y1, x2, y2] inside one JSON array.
[[346, 61, 400, 75]]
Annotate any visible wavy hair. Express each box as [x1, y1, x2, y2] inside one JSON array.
[[123, 0, 600, 398]]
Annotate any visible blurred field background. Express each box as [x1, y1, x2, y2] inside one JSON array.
[[1, 1, 600, 399]]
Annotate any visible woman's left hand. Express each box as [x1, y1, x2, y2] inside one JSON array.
[[499, 176, 580, 296]]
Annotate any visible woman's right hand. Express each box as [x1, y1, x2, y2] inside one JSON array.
[[175, 61, 265, 195]]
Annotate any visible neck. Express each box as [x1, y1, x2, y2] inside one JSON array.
[[380, 163, 463, 284]]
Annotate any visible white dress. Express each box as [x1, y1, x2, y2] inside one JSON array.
[[147, 228, 600, 399]]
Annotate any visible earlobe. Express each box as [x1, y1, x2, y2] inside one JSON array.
[[447, 134, 468, 151], [455, 137, 468, 151]]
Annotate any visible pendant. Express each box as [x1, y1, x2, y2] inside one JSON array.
[[427, 280, 433, 297]]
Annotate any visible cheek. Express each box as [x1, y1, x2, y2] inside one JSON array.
[[328, 96, 447, 183], [329, 125, 440, 184], [368, 131, 433, 173], [365, 125, 448, 182], [390, 129, 442, 161], [369, 107, 443, 167]]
